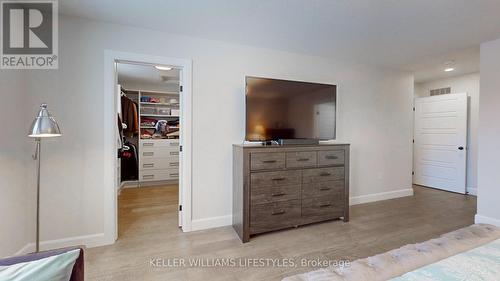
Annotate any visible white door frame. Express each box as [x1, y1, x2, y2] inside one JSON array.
[[103, 50, 193, 245]]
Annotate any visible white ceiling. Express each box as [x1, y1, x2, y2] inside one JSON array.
[[412, 47, 480, 83], [61, 0, 499, 79], [117, 63, 179, 92]]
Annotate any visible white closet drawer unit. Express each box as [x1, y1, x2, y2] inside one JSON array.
[[140, 169, 179, 181], [141, 148, 179, 158], [140, 157, 179, 170], [140, 139, 179, 148]]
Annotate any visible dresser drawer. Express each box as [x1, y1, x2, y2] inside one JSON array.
[[286, 151, 317, 168], [302, 180, 344, 199], [250, 152, 285, 171], [318, 150, 344, 166], [251, 170, 300, 187], [250, 200, 301, 234], [140, 157, 179, 170], [302, 196, 344, 219], [140, 140, 179, 148], [302, 167, 344, 183], [139, 168, 179, 181], [141, 148, 179, 158], [251, 185, 300, 205]]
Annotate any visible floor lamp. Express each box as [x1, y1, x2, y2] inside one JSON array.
[[28, 104, 62, 252]]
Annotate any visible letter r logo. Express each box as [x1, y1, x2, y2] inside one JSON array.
[[2, 1, 54, 54]]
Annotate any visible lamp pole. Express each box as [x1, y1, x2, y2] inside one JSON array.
[[35, 138, 41, 252]]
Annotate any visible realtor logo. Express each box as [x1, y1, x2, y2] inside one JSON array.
[[1, 0, 58, 69]]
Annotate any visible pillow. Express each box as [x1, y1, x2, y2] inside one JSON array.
[[0, 249, 80, 281]]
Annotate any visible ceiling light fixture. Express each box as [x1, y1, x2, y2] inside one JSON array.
[[444, 67, 455, 72], [154, 65, 172, 71]]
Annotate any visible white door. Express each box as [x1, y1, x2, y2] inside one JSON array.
[[413, 93, 467, 194]]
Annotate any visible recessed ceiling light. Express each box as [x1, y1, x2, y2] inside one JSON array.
[[154, 65, 172, 71], [444, 67, 455, 72]]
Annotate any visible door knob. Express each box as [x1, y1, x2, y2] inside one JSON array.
[[458, 146, 464, 150]]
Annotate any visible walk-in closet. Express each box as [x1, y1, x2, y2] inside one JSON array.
[[115, 61, 182, 236]]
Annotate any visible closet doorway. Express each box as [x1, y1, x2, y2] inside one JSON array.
[[104, 52, 192, 244]]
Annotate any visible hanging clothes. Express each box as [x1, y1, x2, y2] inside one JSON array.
[[121, 141, 138, 181], [121, 95, 139, 136], [117, 114, 124, 152], [132, 101, 139, 132]]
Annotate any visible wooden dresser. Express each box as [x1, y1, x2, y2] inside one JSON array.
[[233, 144, 350, 242]]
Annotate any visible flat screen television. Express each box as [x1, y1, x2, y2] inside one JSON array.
[[245, 77, 337, 141]]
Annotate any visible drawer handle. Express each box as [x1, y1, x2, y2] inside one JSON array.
[[143, 175, 154, 179], [170, 151, 179, 156], [319, 187, 331, 191], [170, 173, 179, 177], [319, 172, 331, 177], [143, 163, 154, 168], [326, 155, 338, 160], [170, 143, 179, 146], [262, 160, 277, 164], [272, 210, 286, 215], [271, 193, 286, 197], [169, 162, 179, 167], [143, 143, 154, 147], [271, 177, 286, 181], [297, 158, 310, 162], [143, 152, 154, 156], [319, 203, 332, 208]]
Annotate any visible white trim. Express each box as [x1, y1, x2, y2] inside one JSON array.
[[14, 233, 106, 256], [190, 215, 233, 231], [475, 214, 500, 227], [183, 189, 415, 231], [349, 188, 414, 205], [104, 50, 193, 246], [13, 244, 32, 257], [467, 187, 477, 196]]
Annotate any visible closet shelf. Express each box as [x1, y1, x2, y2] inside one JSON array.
[[140, 126, 180, 129], [127, 89, 179, 95], [140, 114, 180, 118], [140, 102, 179, 106]]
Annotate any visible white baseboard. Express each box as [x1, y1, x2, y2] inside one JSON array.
[[14, 233, 107, 256], [187, 189, 414, 230], [349, 188, 414, 206], [475, 214, 500, 227], [13, 243, 33, 257], [12, 189, 415, 255], [467, 187, 477, 196], [190, 215, 232, 231]]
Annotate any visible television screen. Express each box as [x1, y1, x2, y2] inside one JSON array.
[[245, 77, 336, 141]]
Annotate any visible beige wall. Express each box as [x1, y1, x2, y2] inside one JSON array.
[[0, 71, 34, 257], [476, 38, 500, 226], [1, 15, 414, 255]]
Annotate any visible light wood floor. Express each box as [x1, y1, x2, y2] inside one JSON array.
[[85, 185, 476, 281]]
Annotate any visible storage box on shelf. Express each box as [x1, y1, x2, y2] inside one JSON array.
[[138, 90, 180, 141]]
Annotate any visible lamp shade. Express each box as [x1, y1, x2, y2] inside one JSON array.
[[28, 104, 62, 138]]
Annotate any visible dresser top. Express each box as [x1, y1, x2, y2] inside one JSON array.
[[233, 142, 350, 148]]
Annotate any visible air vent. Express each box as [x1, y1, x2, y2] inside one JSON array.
[[430, 87, 451, 96]]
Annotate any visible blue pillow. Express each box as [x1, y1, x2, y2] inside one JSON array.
[[0, 249, 80, 281]]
